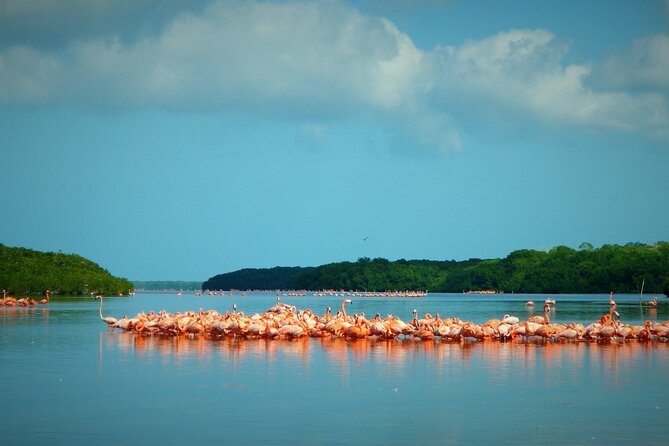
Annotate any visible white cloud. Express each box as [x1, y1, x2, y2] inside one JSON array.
[[433, 29, 669, 139], [0, 1, 428, 112], [0, 1, 667, 152], [0, 0, 455, 151], [599, 33, 669, 92], [0, 0, 198, 48]]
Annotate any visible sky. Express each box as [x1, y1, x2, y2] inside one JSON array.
[[1, 0, 668, 281]]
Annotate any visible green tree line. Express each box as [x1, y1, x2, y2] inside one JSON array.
[[203, 242, 669, 295], [0, 244, 133, 296], [133, 280, 202, 291], [203, 266, 313, 291]]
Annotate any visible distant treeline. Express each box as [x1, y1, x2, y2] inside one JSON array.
[[203, 242, 669, 295], [0, 244, 133, 296], [133, 281, 203, 291], [203, 266, 314, 291]]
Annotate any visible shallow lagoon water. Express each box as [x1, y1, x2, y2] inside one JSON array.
[[1, 292, 668, 445]]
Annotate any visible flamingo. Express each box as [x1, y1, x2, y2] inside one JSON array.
[[386, 316, 411, 337], [501, 314, 519, 324], [609, 304, 620, 320], [461, 322, 486, 341], [528, 302, 550, 324], [96, 295, 118, 330], [598, 324, 615, 342], [340, 299, 352, 322], [39, 290, 50, 305], [1, 289, 17, 306], [59, 297, 669, 345], [413, 324, 435, 341], [497, 323, 514, 341], [613, 321, 634, 342], [637, 320, 653, 342], [645, 297, 658, 306], [369, 313, 390, 338], [345, 315, 370, 339], [651, 322, 669, 340]]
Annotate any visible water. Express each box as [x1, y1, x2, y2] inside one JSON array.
[[1, 292, 668, 445]]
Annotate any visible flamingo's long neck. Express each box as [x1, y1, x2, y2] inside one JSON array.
[[544, 305, 550, 324], [341, 301, 347, 321], [99, 297, 104, 320], [609, 304, 617, 319]]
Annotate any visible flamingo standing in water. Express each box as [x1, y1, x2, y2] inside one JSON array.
[[609, 303, 620, 320], [340, 299, 352, 322], [528, 302, 551, 324], [2, 289, 17, 306], [645, 297, 658, 306], [96, 295, 118, 330], [39, 290, 50, 305]]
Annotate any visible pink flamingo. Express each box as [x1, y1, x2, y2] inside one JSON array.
[[96, 295, 118, 329], [528, 302, 550, 324], [39, 290, 50, 305], [645, 297, 658, 306]]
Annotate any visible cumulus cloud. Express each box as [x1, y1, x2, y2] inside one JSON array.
[[0, 1, 429, 112], [598, 33, 669, 92], [0, 0, 452, 150], [0, 0, 200, 48], [433, 29, 669, 139], [0, 0, 667, 151]]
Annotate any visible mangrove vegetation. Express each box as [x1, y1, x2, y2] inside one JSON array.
[[0, 244, 133, 296], [205, 242, 669, 294]]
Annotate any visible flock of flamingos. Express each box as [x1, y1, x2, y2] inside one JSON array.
[[93, 294, 669, 344], [3, 289, 668, 343]]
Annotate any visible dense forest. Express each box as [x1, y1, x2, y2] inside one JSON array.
[[0, 244, 133, 296], [203, 266, 314, 291], [133, 280, 202, 291], [204, 242, 669, 295]]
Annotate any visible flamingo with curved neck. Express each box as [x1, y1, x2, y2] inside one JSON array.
[[341, 299, 352, 321], [39, 290, 50, 305], [528, 303, 550, 324], [97, 295, 118, 329]]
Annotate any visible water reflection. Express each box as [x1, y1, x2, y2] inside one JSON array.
[[99, 332, 669, 386], [4, 297, 669, 446]]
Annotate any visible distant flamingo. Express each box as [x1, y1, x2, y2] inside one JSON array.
[[96, 295, 118, 329], [39, 290, 50, 305], [645, 297, 658, 307], [525, 300, 535, 306], [2, 289, 17, 306]]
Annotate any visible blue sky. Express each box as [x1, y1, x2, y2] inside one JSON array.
[[1, 0, 668, 281]]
